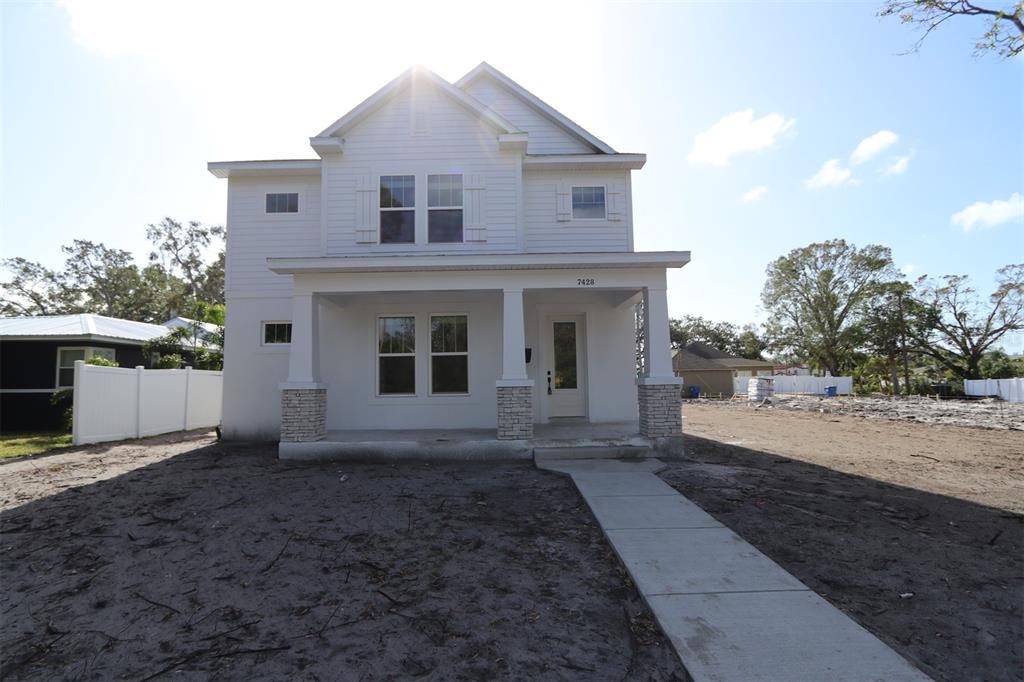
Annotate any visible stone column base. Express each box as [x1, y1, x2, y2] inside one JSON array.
[[281, 386, 327, 442], [497, 383, 533, 440], [638, 382, 683, 438]]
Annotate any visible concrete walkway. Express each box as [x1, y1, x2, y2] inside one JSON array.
[[538, 458, 931, 682]]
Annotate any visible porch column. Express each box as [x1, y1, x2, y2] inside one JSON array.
[[280, 292, 327, 443], [496, 288, 534, 440], [638, 287, 682, 439]]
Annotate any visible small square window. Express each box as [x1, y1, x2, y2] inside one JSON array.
[[263, 322, 292, 345], [571, 186, 605, 219], [266, 193, 299, 213]]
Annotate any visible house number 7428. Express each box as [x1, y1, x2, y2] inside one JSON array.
[[577, 278, 596, 286]]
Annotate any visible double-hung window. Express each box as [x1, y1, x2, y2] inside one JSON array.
[[379, 175, 415, 244], [430, 315, 468, 394], [427, 174, 463, 243], [571, 186, 606, 219], [378, 316, 416, 395]]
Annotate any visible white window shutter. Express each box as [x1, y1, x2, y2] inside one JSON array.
[[355, 175, 377, 243], [608, 183, 625, 222], [556, 182, 571, 222], [464, 174, 487, 242]]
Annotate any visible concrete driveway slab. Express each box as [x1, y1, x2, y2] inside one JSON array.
[[572, 472, 678, 497], [585, 494, 723, 530], [647, 590, 930, 681], [605, 527, 807, 596]]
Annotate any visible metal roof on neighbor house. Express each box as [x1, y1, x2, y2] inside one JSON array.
[[0, 314, 172, 343]]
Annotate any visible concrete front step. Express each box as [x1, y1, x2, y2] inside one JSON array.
[[533, 445, 652, 462]]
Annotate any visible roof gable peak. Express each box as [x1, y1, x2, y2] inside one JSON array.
[[455, 62, 616, 155], [313, 65, 522, 148]]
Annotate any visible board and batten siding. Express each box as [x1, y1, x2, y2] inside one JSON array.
[[523, 169, 632, 252], [461, 77, 594, 154], [224, 178, 321, 297], [323, 85, 521, 255]]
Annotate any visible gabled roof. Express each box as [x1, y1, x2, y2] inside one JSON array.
[[455, 62, 617, 155], [314, 65, 522, 142], [0, 314, 172, 343], [673, 342, 774, 371]]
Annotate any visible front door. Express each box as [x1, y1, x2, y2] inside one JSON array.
[[546, 316, 586, 418]]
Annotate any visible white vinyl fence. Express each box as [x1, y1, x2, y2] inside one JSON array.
[[964, 378, 1024, 403], [72, 361, 222, 445], [733, 375, 853, 396]]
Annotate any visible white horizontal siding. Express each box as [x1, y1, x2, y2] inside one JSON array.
[[225, 178, 321, 297], [324, 84, 521, 255], [462, 78, 593, 154], [523, 170, 632, 252]]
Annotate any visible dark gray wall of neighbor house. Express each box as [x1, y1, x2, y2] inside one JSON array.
[[0, 340, 147, 432]]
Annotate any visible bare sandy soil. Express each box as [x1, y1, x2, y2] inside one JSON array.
[[713, 393, 1024, 431], [661, 403, 1024, 682], [0, 432, 684, 681]]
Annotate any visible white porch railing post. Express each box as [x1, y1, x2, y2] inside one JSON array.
[[71, 360, 84, 445], [642, 286, 676, 381], [286, 293, 320, 384], [496, 288, 533, 440], [500, 288, 528, 381], [135, 366, 144, 439]]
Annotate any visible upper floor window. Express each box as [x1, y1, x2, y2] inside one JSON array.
[[380, 175, 415, 244], [572, 186, 606, 220], [428, 174, 463, 243], [262, 322, 292, 345], [266, 193, 298, 213]]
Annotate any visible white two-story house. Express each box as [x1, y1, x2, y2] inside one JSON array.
[[209, 63, 689, 456]]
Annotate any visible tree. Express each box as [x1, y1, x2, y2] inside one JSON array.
[[147, 218, 224, 300], [861, 281, 925, 395], [762, 240, 898, 376], [736, 324, 769, 361], [0, 257, 74, 316], [879, 0, 1024, 57], [909, 264, 1024, 379], [978, 349, 1024, 378]]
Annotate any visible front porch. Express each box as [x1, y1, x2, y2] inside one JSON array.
[[278, 419, 659, 461], [270, 253, 687, 458]]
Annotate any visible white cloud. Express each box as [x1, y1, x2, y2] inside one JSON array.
[[805, 159, 853, 189], [741, 186, 768, 202], [688, 110, 796, 166], [851, 130, 898, 165], [900, 263, 917, 277], [882, 154, 912, 176], [951, 192, 1024, 232]]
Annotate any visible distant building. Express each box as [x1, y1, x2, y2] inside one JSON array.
[[0, 314, 178, 432], [673, 342, 775, 397]]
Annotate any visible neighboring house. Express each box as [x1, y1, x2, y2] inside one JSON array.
[[774, 364, 812, 376], [0, 314, 172, 431], [163, 316, 221, 349], [673, 342, 775, 397], [208, 63, 689, 451]]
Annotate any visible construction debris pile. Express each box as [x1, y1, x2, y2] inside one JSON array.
[[728, 394, 1024, 431]]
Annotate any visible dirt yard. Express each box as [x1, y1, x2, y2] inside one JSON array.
[[661, 403, 1024, 682], [0, 432, 684, 681]]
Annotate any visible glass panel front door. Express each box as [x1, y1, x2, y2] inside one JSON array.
[[548, 316, 585, 418]]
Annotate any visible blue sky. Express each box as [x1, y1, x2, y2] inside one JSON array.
[[2, 1, 1022, 348]]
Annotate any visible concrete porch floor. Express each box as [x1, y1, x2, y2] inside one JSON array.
[[278, 420, 654, 461]]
